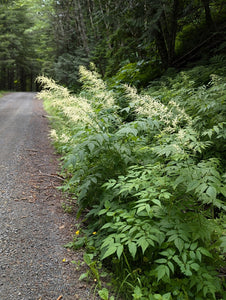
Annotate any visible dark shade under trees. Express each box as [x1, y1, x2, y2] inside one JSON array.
[[0, 0, 225, 90]]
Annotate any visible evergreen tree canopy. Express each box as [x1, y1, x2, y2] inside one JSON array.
[[0, 0, 225, 90]]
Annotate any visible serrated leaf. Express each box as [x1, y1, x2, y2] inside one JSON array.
[[174, 238, 184, 253], [101, 245, 117, 260], [196, 250, 202, 262], [197, 183, 208, 194], [155, 258, 167, 264], [220, 235, 226, 252], [184, 269, 192, 276], [189, 251, 196, 260], [186, 180, 200, 192], [157, 265, 166, 281], [152, 199, 161, 206], [128, 242, 137, 258], [168, 234, 178, 242], [173, 175, 185, 189], [136, 205, 146, 214], [206, 186, 217, 199], [220, 186, 226, 197], [198, 247, 212, 258], [168, 261, 174, 273], [138, 237, 149, 254], [88, 142, 95, 152], [95, 134, 104, 145], [117, 126, 138, 136], [190, 263, 200, 271], [98, 209, 108, 216], [190, 242, 198, 251], [182, 252, 187, 263], [116, 244, 124, 259], [101, 223, 113, 229], [162, 293, 172, 300]]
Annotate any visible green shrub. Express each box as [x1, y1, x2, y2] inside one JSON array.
[[37, 62, 225, 299]]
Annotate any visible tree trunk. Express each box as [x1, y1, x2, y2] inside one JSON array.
[[168, 0, 179, 64], [0, 66, 7, 90], [154, 21, 169, 68], [201, 0, 215, 30], [20, 67, 26, 91], [75, 0, 89, 55]]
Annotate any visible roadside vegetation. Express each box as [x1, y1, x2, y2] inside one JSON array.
[[2, 0, 225, 298], [37, 56, 226, 299]]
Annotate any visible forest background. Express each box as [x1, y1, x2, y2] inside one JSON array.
[[0, 0, 226, 299], [0, 0, 225, 91]]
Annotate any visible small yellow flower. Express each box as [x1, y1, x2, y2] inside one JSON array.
[[62, 258, 66, 262], [92, 231, 97, 235], [75, 230, 80, 235]]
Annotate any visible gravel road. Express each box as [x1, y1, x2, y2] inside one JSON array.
[[0, 93, 91, 300]]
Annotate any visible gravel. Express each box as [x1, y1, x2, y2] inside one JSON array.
[[0, 93, 93, 300]]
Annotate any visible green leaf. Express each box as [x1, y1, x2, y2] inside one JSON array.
[[95, 134, 104, 145], [184, 268, 192, 276], [79, 272, 88, 281], [64, 241, 75, 249], [152, 199, 161, 206], [198, 247, 212, 258], [206, 186, 217, 199], [138, 237, 149, 254], [189, 251, 196, 260], [196, 250, 202, 262], [174, 238, 184, 253], [101, 245, 117, 260], [162, 293, 172, 300], [132, 286, 143, 299], [117, 126, 138, 137], [128, 242, 137, 258], [186, 180, 200, 192], [157, 265, 166, 281], [116, 244, 124, 259], [88, 142, 95, 152], [182, 252, 187, 264], [220, 186, 226, 197], [190, 263, 200, 271], [156, 265, 170, 282], [98, 288, 109, 300], [83, 253, 92, 265], [155, 258, 167, 264], [190, 242, 198, 251], [98, 209, 108, 216], [168, 261, 174, 273]]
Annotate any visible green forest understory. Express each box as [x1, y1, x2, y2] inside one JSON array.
[[38, 58, 226, 299], [1, 0, 226, 299]]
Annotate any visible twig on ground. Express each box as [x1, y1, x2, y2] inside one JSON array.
[[25, 149, 38, 152], [38, 172, 65, 181]]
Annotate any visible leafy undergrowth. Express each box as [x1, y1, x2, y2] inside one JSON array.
[[37, 59, 226, 300]]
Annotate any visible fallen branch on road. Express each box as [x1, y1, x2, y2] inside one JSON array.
[[38, 172, 65, 181]]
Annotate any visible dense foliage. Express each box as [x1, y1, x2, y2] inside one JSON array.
[[0, 0, 54, 90], [1, 0, 225, 90], [1, 0, 225, 298], [0, 0, 36, 90], [37, 58, 226, 299]]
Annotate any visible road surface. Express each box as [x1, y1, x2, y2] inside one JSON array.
[[0, 93, 90, 300]]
